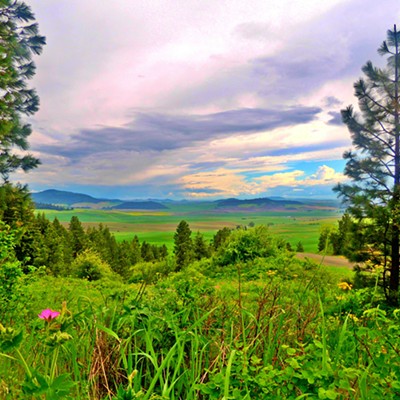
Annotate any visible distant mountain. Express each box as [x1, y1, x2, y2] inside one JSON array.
[[31, 189, 168, 210], [111, 201, 167, 210], [31, 189, 338, 212], [215, 197, 302, 208], [32, 189, 103, 205]]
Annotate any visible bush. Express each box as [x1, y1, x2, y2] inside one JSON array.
[[70, 250, 114, 281], [216, 226, 276, 266], [128, 259, 175, 284]]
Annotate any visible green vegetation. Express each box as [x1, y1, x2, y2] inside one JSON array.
[[1, 3, 400, 397], [0, 0, 45, 179], [0, 185, 399, 398], [2, 216, 400, 399], [335, 26, 400, 304], [37, 207, 339, 253]]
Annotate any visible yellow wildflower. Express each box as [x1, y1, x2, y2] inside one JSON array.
[[338, 282, 352, 290]]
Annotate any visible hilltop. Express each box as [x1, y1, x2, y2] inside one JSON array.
[[32, 189, 167, 210], [31, 189, 340, 212]]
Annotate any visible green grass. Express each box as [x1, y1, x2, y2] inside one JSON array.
[[38, 207, 340, 253], [1, 252, 398, 399]]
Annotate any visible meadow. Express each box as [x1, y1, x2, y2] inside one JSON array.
[[39, 203, 341, 253], [2, 200, 399, 399], [1, 231, 399, 399]]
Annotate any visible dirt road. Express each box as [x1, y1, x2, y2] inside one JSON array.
[[296, 252, 355, 269]]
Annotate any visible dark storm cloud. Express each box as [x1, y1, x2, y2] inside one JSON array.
[[36, 106, 321, 161]]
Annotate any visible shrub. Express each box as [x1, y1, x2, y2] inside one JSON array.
[[128, 259, 175, 284], [217, 226, 276, 266], [70, 250, 114, 281]]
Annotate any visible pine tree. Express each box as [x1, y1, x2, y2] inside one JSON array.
[[193, 231, 210, 260], [141, 241, 154, 262], [173, 220, 193, 270], [335, 25, 400, 304], [159, 244, 168, 260], [52, 217, 73, 273], [213, 227, 231, 250], [296, 241, 304, 253], [130, 235, 142, 265], [0, 1, 45, 180], [68, 216, 87, 258]]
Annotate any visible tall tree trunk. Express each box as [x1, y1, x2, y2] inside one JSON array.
[[390, 24, 400, 304]]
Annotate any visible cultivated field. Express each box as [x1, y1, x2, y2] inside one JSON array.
[[39, 202, 341, 253]]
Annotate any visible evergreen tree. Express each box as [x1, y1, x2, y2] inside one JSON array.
[[0, 183, 34, 229], [130, 235, 142, 265], [335, 26, 400, 304], [52, 217, 73, 273], [296, 241, 304, 253], [141, 241, 154, 262], [0, 1, 45, 180], [117, 240, 133, 278], [213, 227, 231, 250], [193, 231, 210, 260], [174, 220, 193, 270], [331, 213, 354, 256], [0, 183, 37, 267], [68, 216, 87, 258], [159, 244, 168, 260]]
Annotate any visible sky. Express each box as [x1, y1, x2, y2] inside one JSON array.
[[15, 0, 400, 200]]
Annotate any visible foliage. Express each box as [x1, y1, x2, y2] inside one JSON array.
[[213, 227, 231, 250], [70, 249, 115, 281], [216, 225, 276, 266], [296, 241, 304, 252], [193, 231, 210, 260], [129, 259, 175, 284], [69, 215, 87, 258], [173, 220, 193, 270], [0, 222, 23, 318], [1, 219, 400, 399], [335, 26, 400, 304], [0, 0, 45, 180]]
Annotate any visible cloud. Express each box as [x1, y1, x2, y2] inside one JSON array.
[[180, 165, 346, 198], [324, 96, 342, 108], [158, 0, 400, 111], [36, 106, 321, 161], [327, 111, 343, 126], [20, 0, 400, 199]]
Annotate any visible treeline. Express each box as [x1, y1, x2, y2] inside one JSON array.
[[34, 202, 73, 211], [318, 212, 380, 264], [0, 184, 168, 279], [1, 184, 304, 284], [1, 190, 307, 287]]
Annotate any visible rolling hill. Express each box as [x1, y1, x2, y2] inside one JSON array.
[[31, 189, 339, 212], [31, 189, 168, 210]]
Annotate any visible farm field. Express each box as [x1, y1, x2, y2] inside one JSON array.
[[39, 204, 341, 253]]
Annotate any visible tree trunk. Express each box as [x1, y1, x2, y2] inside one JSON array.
[[390, 24, 400, 304]]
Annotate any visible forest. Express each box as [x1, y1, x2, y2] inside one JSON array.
[[1, 1, 400, 399]]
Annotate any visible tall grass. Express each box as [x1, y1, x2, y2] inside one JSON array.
[[0, 256, 399, 399]]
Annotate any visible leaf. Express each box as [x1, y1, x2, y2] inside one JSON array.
[[0, 329, 23, 351], [286, 347, 297, 355], [50, 373, 75, 391], [325, 389, 338, 399], [96, 324, 120, 341], [22, 371, 49, 395]]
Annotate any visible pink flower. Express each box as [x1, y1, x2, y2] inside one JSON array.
[[38, 309, 60, 321]]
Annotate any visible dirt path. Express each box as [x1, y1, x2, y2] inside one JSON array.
[[296, 252, 355, 269]]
